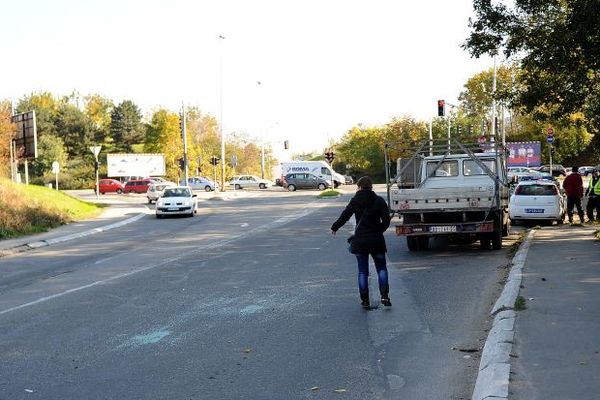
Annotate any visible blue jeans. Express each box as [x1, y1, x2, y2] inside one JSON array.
[[355, 253, 389, 299]]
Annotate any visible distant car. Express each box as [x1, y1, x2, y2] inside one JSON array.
[[344, 175, 354, 184], [155, 186, 198, 218], [146, 176, 177, 186], [124, 179, 153, 194], [228, 175, 272, 190], [181, 176, 218, 192], [507, 167, 545, 181], [509, 180, 565, 224], [283, 173, 331, 191], [578, 166, 595, 176], [536, 164, 567, 177], [147, 182, 173, 204], [95, 178, 124, 194]]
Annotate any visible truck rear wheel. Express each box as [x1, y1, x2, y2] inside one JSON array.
[[492, 228, 502, 250], [480, 235, 491, 250]]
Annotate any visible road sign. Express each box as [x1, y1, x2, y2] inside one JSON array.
[[547, 127, 554, 136], [231, 155, 238, 167], [51, 161, 59, 174], [547, 135, 554, 144], [478, 135, 486, 144]]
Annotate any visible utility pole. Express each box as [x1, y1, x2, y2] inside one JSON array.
[[182, 102, 189, 186]]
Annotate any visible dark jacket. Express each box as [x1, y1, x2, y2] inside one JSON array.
[[331, 189, 391, 254], [562, 173, 583, 198]]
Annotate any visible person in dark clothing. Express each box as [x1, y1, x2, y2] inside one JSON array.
[[331, 176, 392, 309], [562, 166, 585, 224], [585, 169, 600, 222]]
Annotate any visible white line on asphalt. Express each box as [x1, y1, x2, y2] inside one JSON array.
[[0, 205, 324, 316]]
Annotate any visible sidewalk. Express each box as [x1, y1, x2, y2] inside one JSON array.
[[509, 224, 600, 399]]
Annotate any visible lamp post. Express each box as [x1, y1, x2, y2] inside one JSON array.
[[218, 34, 226, 191], [89, 145, 102, 200]]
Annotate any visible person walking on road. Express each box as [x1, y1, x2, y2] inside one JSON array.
[[585, 169, 600, 222], [331, 176, 392, 309], [562, 166, 585, 224]]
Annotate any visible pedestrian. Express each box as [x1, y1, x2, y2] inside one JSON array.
[[562, 166, 585, 224], [330, 176, 392, 309], [585, 169, 600, 222]]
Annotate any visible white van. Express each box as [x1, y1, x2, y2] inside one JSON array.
[[281, 161, 345, 188]]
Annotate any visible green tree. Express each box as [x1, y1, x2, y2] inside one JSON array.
[[84, 94, 114, 148], [0, 101, 15, 177], [31, 134, 68, 176], [54, 101, 95, 157], [110, 100, 143, 152], [336, 125, 386, 181], [144, 109, 184, 181], [16, 92, 59, 138]]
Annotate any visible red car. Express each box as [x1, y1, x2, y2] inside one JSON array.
[[96, 179, 124, 194], [123, 179, 153, 194]]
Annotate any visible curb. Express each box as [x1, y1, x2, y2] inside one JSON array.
[[0, 209, 151, 259], [472, 229, 536, 400]]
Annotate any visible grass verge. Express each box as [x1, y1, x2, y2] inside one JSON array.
[[318, 189, 341, 198], [514, 296, 527, 311], [0, 178, 102, 239]]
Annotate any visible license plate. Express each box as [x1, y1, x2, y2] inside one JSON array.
[[525, 208, 544, 213], [168, 207, 178, 211], [429, 225, 457, 233]]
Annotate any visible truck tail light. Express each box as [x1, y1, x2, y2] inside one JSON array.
[[396, 226, 413, 235], [480, 222, 494, 232]]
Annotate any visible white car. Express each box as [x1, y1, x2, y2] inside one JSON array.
[[155, 186, 198, 218], [509, 180, 565, 224], [228, 175, 272, 189], [147, 182, 174, 204], [507, 167, 545, 181]]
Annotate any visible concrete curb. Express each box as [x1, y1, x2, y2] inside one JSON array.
[[472, 229, 536, 400], [0, 209, 151, 259]]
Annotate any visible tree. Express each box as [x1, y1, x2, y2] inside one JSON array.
[[464, 0, 600, 156], [336, 125, 386, 181], [110, 100, 144, 152], [84, 94, 114, 147], [16, 92, 59, 138], [54, 101, 95, 157], [144, 109, 185, 181], [31, 134, 68, 177], [0, 101, 15, 177]]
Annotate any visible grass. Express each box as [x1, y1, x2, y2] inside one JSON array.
[[0, 178, 101, 239], [514, 296, 527, 311], [318, 189, 341, 198], [595, 230, 600, 240]]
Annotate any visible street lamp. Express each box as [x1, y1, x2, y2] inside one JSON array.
[[218, 34, 226, 191]]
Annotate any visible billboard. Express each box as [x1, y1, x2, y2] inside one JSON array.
[[506, 141, 541, 167], [107, 153, 166, 177], [12, 111, 38, 159]]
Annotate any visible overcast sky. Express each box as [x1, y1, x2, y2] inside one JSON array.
[[1, 0, 492, 153]]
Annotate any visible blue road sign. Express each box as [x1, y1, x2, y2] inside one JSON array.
[[547, 135, 554, 144]]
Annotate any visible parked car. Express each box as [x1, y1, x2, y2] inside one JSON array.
[[283, 173, 331, 191], [95, 178, 124, 194], [344, 175, 355, 184], [155, 186, 198, 218], [146, 176, 177, 186], [147, 182, 173, 204], [124, 179, 153, 194], [180, 176, 218, 192], [536, 164, 567, 177], [228, 175, 272, 189], [578, 166, 595, 176], [509, 180, 565, 224], [507, 167, 545, 181]]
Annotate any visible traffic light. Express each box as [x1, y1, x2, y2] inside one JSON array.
[[437, 100, 445, 117], [179, 158, 185, 170], [284, 140, 289, 150], [468, 125, 473, 135], [179, 114, 185, 137], [325, 151, 335, 163], [210, 156, 220, 166], [457, 125, 462, 135]]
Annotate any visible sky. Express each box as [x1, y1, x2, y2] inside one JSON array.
[[0, 0, 492, 155]]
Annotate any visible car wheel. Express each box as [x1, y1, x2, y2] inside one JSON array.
[[287, 184, 296, 192], [100, 192, 105, 195], [259, 183, 266, 189], [480, 234, 492, 250], [116, 189, 123, 194], [317, 183, 326, 190], [235, 184, 241, 190], [205, 186, 211, 192], [148, 199, 153, 204], [156, 214, 162, 219]]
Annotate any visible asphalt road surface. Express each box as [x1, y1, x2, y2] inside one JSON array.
[[0, 188, 517, 399]]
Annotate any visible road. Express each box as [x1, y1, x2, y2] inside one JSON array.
[[0, 187, 519, 399]]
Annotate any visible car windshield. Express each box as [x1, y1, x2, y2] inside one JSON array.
[[515, 184, 558, 196], [163, 188, 191, 197]]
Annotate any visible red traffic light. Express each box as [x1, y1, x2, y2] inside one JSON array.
[[437, 100, 445, 117]]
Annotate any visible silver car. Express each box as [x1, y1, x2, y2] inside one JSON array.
[[147, 183, 173, 204], [180, 176, 218, 192]]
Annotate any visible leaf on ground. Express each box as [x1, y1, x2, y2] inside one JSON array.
[[310, 387, 320, 391], [244, 348, 252, 353], [333, 388, 348, 393]]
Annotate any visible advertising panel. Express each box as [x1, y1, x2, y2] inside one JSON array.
[[107, 153, 166, 177], [506, 141, 541, 167]]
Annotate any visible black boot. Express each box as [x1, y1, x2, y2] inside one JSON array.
[[360, 293, 370, 309], [380, 286, 392, 307]]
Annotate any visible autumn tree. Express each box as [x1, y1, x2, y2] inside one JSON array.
[[0, 101, 15, 178]]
